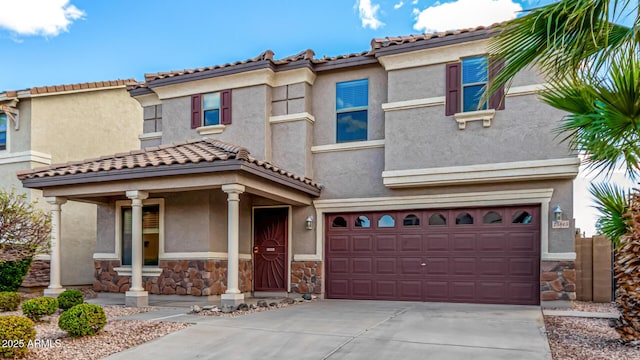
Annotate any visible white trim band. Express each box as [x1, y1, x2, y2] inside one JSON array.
[[114, 266, 164, 277], [382, 157, 580, 188], [311, 139, 385, 154], [0, 150, 52, 165], [138, 132, 162, 141], [197, 124, 226, 135], [159, 252, 252, 261], [269, 112, 315, 125], [542, 252, 577, 261]]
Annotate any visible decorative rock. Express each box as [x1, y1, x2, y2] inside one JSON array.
[[236, 303, 249, 311], [269, 302, 278, 307], [294, 297, 304, 303], [202, 305, 218, 311], [221, 304, 235, 313], [257, 300, 268, 308], [280, 297, 295, 304], [302, 294, 312, 301], [190, 305, 202, 313], [250, 304, 257, 309]]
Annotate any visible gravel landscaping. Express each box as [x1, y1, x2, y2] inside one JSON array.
[[2, 306, 190, 360], [544, 301, 640, 359]]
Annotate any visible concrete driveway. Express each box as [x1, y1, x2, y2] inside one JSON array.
[[106, 300, 551, 360]]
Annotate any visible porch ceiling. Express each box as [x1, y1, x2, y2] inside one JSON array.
[[17, 138, 321, 205]]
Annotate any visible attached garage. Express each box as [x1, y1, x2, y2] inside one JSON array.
[[325, 206, 541, 305]]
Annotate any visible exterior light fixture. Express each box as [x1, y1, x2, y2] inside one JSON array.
[[553, 205, 562, 222], [305, 216, 314, 230]]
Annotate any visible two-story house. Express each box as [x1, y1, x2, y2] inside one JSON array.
[[0, 80, 142, 292], [17, 25, 579, 307]]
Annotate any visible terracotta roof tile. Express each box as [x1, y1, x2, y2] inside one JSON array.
[[371, 23, 502, 49], [27, 79, 138, 95], [17, 138, 320, 190]]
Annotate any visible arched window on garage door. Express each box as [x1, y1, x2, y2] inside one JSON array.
[[428, 213, 447, 226]]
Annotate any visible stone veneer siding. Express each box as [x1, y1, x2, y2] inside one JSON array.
[[540, 260, 576, 301], [21, 259, 50, 288], [291, 261, 322, 294], [93, 259, 252, 295]]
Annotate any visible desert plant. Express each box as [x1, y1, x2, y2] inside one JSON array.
[[0, 315, 36, 358], [58, 303, 106, 337], [0, 291, 21, 311], [0, 257, 32, 292], [58, 289, 84, 311], [21, 296, 58, 321]]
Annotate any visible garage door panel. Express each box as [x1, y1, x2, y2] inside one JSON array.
[[353, 236, 373, 252], [478, 258, 507, 276], [400, 234, 422, 251], [329, 236, 349, 252], [425, 234, 449, 251], [375, 258, 397, 274], [328, 258, 349, 273], [352, 258, 373, 273], [451, 258, 476, 275], [478, 233, 507, 251], [452, 234, 476, 251], [425, 258, 448, 275], [375, 235, 397, 252], [325, 205, 540, 305]]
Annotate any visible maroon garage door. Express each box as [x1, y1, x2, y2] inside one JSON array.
[[325, 206, 540, 305]]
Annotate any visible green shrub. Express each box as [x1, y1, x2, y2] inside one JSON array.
[[0, 315, 36, 358], [58, 303, 106, 337], [57, 289, 84, 311], [21, 296, 58, 321], [0, 258, 32, 292], [0, 291, 21, 311]]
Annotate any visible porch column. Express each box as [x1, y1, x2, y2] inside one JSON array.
[[43, 197, 67, 297], [125, 190, 149, 307], [221, 184, 245, 306]]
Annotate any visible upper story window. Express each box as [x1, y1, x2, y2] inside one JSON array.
[[190, 90, 232, 129], [143, 105, 162, 133], [336, 79, 368, 143], [0, 113, 6, 150], [445, 56, 505, 116]]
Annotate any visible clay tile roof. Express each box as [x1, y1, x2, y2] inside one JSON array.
[[371, 23, 503, 50], [17, 138, 320, 189], [29, 79, 138, 95]]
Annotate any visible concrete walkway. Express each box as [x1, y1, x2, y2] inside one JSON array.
[[104, 300, 551, 360]]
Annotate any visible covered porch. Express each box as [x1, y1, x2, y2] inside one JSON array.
[[18, 139, 320, 307]]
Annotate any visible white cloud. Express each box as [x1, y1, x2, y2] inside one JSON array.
[[412, 8, 421, 15], [394, 1, 404, 10], [412, 0, 419, 4], [413, 0, 521, 33], [357, 0, 385, 30], [0, 0, 85, 37]]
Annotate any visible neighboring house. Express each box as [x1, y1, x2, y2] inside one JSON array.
[[17, 26, 579, 307], [0, 80, 142, 291]]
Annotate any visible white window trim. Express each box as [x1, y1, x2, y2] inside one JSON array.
[[138, 132, 162, 141], [196, 124, 226, 135], [112, 198, 164, 277], [311, 139, 384, 154], [0, 112, 9, 153], [336, 79, 369, 143], [460, 56, 489, 113], [453, 109, 496, 130]]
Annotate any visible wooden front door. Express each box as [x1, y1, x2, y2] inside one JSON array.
[[253, 208, 288, 291]]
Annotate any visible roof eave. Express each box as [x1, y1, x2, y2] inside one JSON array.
[[373, 29, 495, 58]]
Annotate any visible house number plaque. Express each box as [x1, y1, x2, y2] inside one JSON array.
[[266, 247, 276, 252]]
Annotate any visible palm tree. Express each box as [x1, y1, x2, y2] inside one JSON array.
[[487, 0, 640, 343]]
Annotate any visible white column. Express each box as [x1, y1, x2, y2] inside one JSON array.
[[44, 197, 67, 297], [125, 190, 149, 307], [221, 184, 245, 306]]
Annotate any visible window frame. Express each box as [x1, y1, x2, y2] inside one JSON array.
[[461, 56, 488, 112], [336, 78, 369, 143], [142, 104, 162, 134], [202, 92, 221, 127], [114, 198, 164, 275], [0, 112, 7, 151]]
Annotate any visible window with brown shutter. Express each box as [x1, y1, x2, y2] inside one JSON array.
[[190, 94, 202, 129], [445, 63, 461, 115], [221, 89, 232, 125], [191, 90, 232, 128], [445, 56, 505, 115]]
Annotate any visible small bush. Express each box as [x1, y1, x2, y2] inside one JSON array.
[[0, 258, 32, 292], [0, 315, 36, 358], [0, 291, 21, 311], [58, 289, 84, 311], [58, 303, 106, 337], [21, 296, 58, 321]]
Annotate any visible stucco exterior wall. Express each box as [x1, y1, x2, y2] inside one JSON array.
[[160, 85, 271, 160], [311, 65, 387, 146]]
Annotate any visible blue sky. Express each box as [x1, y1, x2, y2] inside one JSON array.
[[0, 0, 553, 90]]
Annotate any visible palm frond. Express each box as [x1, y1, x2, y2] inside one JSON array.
[[589, 182, 631, 246]]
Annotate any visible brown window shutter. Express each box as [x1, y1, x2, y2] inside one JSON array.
[[221, 89, 232, 125], [445, 63, 461, 115], [191, 94, 202, 129], [489, 58, 506, 110]]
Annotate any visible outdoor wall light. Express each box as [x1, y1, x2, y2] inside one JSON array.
[[305, 215, 314, 230], [553, 205, 563, 222]]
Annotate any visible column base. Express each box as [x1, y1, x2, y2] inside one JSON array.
[[43, 287, 66, 297], [125, 290, 149, 307], [221, 293, 245, 307]]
